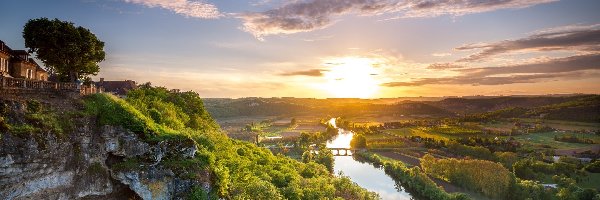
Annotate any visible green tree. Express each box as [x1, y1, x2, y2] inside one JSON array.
[[350, 134, 367, 149], [290, 118, 297, 126], [585, 160, 600, 173], [494, 151, 519, 169], [23, 18, 105, 81]]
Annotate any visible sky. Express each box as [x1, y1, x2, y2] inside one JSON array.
[[1, 0, 599, 98]]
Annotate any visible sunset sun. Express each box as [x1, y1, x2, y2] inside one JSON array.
[[321, 57, 380, 98]]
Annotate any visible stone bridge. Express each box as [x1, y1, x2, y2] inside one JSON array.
[[327, 148, 356, 156]]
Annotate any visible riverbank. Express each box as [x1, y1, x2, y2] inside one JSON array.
[[354, 151, 470, 200], [372, 151, 492, 200]]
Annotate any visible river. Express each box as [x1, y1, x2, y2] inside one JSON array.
[[326, 118, 415, 200]]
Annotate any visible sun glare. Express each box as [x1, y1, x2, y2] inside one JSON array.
[[320, 57, 380, 98]]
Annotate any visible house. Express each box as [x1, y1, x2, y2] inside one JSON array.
[[96, 78, 137, 97], [0, 40, 48, 81]]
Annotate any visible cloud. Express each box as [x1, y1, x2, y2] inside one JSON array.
[[384, 53, 600, 86], [239, 0, 553, 39], [123, 0, 221, 18], [401, 0, 556, 18], [432, 52, 451, 57], [383, 71, 591, 86], [279, 69, 327, 76], [461, 54, 600, 76], [456, 24, 600, 62], [427, 63, 466, 70]]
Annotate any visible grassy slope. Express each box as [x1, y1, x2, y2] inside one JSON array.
[[82, 91, 378, 199]]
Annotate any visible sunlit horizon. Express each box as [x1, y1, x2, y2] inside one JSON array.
[[1, 1, 599, 98]]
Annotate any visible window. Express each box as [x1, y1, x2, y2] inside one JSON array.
[[26, 69, 33, 79], [0, 58, 4, 72]]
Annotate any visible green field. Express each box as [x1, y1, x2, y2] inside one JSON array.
[[383, 128, 456, 141], [512, 131, 600, 150], [517, 118, 600, 131], [579, 173, 600, 190]]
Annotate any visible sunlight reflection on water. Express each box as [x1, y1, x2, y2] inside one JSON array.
[[326, 118, 414, 200]]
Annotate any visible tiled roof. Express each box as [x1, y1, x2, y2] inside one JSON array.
[[28, 58, 48, 73], [97, 80, 138, 96], [0, 40, 13, 55]]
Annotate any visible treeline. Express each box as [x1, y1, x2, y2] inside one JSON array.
[[420, 155, 600, 200], [458, 95, 600, 123], [412, 136, 519, 159], [513, 158, 585, 180], [554, 135, 596, 144], [355, 152, 470, 200], [432, 95, 593, 114], [204, 98, 453, 118], [421, 154, 512, 199]]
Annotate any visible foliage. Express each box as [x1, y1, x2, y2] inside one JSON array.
[[23, 18, 105, 81], [456, 95, 600, 123], [4, 102, 70, 136], [555, 135, 596, 144], [421, 154, 512, 199], [514, 158, 581, 181], [427, 125, 483, 135], [0, 116, 9, 132], [26, 100, 42, 113], [83, 93, 157, 137], [126, 84, 220, 133], [356, 152, 468, 200], [350, 134, 367, 149], [584, 161, 600, 173], [553, 175, 600, 200], [83, 87, 377, 199], [189, 186, 218, 200], [495, 151, 519, 169], [447, 141, 495, 160], [510, 179, 554, 200]]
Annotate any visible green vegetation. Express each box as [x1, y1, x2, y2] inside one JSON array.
[[586, 161, 600, 173], [514, 131, 599, 150], [555, 135, 597, 144], [2, 100, 72, 137], [426, 125, 483, 136], [356, 152, 469, 200], [23, 17, 105, 81], [458, 95, 600, 123], [421, 154, 512, 199], [350, 134, 367, 148], [81, 86, 377, 199]]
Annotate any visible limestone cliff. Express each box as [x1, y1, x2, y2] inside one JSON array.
[[0, 97, 210, 200]]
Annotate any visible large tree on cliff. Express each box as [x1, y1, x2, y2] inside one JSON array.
[[23, 18, 105, 82]]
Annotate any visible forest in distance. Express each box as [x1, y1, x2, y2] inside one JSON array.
[[204, 94, 600, 200], [2, 0, 600, 199]]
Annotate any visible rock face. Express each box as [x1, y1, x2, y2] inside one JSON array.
[[0, 100, 208, 200]]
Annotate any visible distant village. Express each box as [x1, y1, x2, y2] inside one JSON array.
[[0, 40, 136, 97]]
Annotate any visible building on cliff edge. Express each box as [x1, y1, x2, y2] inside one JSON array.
[[0, 40, 48, 81]]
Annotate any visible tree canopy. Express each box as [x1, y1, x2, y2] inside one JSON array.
[[23, 18, 105, 82]]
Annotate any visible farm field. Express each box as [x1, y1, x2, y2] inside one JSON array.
[[511, 131, 600, 150], [517, 118, 600, 131]]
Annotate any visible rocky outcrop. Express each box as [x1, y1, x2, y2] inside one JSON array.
[[0, 99, 209, 200]]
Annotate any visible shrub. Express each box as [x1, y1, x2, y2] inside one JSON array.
[[350, 134, 367, 148], [26, 100, 42, 113], [585, 160, 600, 173]]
